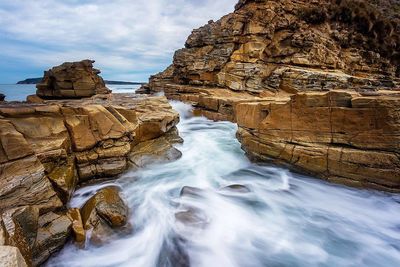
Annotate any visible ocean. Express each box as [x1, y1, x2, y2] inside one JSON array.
[[0, 84, 141, 101]]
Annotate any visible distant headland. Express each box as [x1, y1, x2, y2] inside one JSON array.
[[17, 77, 145, 85]]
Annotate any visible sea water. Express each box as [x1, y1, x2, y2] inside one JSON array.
[[0, 84, 141, 101], [46, 101, 400, 267]]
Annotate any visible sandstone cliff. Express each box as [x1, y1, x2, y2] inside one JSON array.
[[144, 0, 400, 192]]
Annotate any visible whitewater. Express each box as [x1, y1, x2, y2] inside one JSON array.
[[47, 101, 400, 267]]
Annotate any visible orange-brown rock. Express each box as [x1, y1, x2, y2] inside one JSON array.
[[80, 186, 129, 244], [0, 92, 181, 263], [36, 60, 111, 99], [145, 0, 400, 191], [236, 91, 400, 191], [67, 208, 85, 245]]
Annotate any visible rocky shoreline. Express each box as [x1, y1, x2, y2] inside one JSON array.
[[0, 61, 183, 266], [141, 0, 400, 192], [1, 0, 400, 265]]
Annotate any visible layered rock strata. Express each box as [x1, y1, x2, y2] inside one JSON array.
[[144, 0, 400, 191], [36, 60, 111, 98], [0, 93, 181, 265]]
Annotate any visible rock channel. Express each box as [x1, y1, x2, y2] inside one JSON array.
[[141, 0, 400, 192]]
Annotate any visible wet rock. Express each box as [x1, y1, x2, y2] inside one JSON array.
[[157, 235, 190, 267], [220, 184, 251, 193], [67, 208, 86, 245], [1, 206, 40, 266], [32, 212, 72, 266], [179, 186, 206, 198], [175, 208, 208, 228], [0, 246, 28, 267], [80, 186, 129, 244], [0, 93, 5, 102], [47, 158, 77, 203], [129, 134, 182, 168], [36, 59, 111, 99]]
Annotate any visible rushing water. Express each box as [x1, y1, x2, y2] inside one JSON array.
[[46, 101, 400, 267]]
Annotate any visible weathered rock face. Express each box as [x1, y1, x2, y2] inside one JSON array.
[[236, 91, 400, 191], [0, 92, 181, 264], [32, 212, 72, 266], [146, 0, 400, 191], [0, 94, 179, 208], [36, 60, 111, 99]]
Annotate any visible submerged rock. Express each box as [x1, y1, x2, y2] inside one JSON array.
[[179, 186, 206, 198], [175, 208, 208, 228], [220, 184, 251, 193], [157, 235, 190, 267]]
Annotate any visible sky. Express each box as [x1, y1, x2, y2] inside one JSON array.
[[0, 0, 237, 83]]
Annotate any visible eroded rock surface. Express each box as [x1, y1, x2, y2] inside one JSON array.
[[36, 59, 111, 98], [32, 212, 72, 266], [145, 0, 400, 191], [0, 92, 181, 264]]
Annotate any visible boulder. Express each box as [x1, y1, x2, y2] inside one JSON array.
[[0, 93, 5, 102], [26, 95, 44, 104], [36, 60, 111, 99], [0, 246, 28, 267], [80, 186, 129, 244]]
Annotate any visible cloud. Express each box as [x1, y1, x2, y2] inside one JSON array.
[[0, 0, 237, 83]]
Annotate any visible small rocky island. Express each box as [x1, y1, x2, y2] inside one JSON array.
[[0, 60, 182, 266]]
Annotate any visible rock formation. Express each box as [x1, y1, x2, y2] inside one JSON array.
[[80, 186, 129, 245], [144, 0, 400, 192], [1, 75, 182, 264], [36, 60, 111, 98]]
